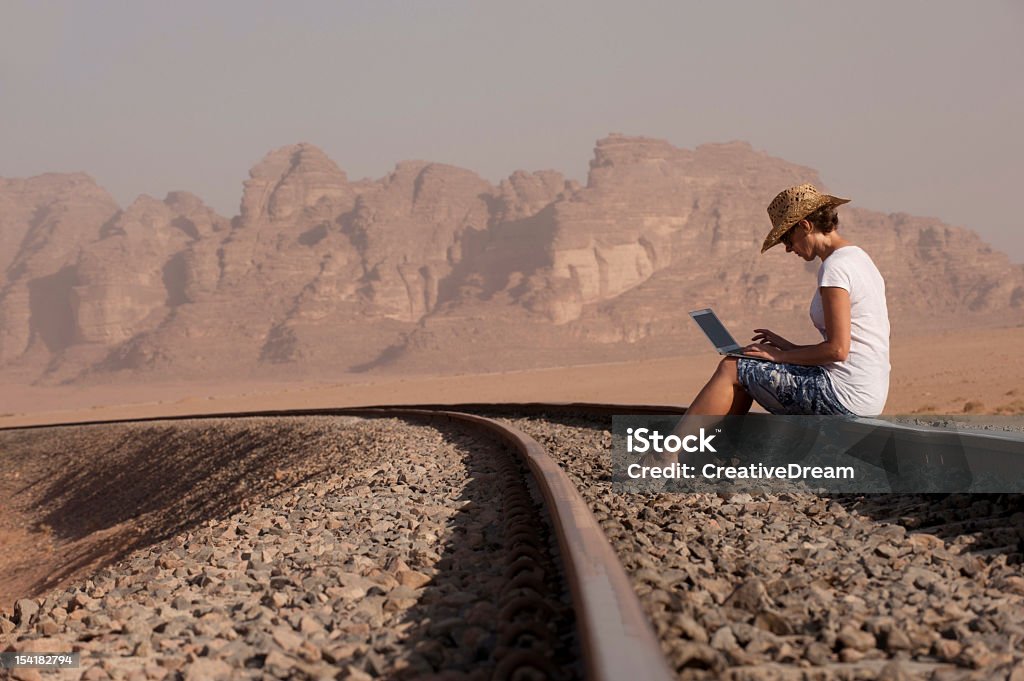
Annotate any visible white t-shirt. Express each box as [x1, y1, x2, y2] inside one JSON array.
[[809, 246, 890, 416]]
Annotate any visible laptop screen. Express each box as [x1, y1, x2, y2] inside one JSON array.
[[690, 309, 739, 349]]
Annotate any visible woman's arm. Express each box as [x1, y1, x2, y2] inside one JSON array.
[[743, 287, 851, 365]]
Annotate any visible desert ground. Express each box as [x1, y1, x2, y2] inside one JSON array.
[[1, 326, 1022, 430], [3, 325, 1023, 678]]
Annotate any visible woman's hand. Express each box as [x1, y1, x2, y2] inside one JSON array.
[[740, 343, 786, 362], [751, 328, 796, 351]]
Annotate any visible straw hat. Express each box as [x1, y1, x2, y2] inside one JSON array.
[[761, 183, 850, 253]]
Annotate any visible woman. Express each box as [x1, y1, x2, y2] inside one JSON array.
[[686, 183, 890, 420]]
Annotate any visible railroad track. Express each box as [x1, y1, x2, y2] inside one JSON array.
[[1, 405, 677, 680], [2, 403, 1023, 680]]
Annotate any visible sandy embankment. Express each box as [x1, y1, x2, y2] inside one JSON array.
[[0, 418, 358, 610]]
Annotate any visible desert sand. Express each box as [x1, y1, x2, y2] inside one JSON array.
[[1, 325, 1021, 430]]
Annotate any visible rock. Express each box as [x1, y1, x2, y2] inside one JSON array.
[[269, 575, 294, 590], [13, 599, 39, 626], [837, 625, 877, 652], [804, 641, 832, 666], [1000, 576, 1024, 596], [753, 610, 794, 636], [11, 669, 44, 681], [698, 577, 731, 605], [298, 616, 323, 634], [70, 592, 96, 611], [396, 570, 431, 589], [957, 642, 995, 669], [0, 173, 119, 364], [670, 641, 724, 671], [710, 626, 739, 651], [182, 658, 233, 681], [37, 618, 60, 635], [271, 625, 304, 651], [883, 627, 913, 652], [240, 144, 354, 227], [322, 642, 367, 664], [670, 614, 709, 644], [340, 666, 374, 681], [68, 194, 217, 348], [933, 638, 963, 661], [902, 566, 942, 590], [908, 533, 945, 551], [264, 650, 296, 674], [81, 668, 106, 681], [335, 584, 368, 601], [875, 543, 899, 559], [723, 578, 769, 612], [877, 661, 916, 681]]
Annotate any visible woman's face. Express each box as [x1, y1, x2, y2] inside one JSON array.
[[783, 221, 815, 261]]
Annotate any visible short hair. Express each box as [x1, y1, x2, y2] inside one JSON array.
[[803, 205, 839, 234]]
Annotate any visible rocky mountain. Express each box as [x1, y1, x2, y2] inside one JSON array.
[[0, 174, 121, 379], [2, 135, 1021, 385]]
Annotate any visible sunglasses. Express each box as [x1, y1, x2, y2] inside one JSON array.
[[780, 221, 806, 248], [780, 226, 797, 247]]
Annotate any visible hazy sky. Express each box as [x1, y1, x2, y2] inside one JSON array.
[[3, 1, 1022, 261]]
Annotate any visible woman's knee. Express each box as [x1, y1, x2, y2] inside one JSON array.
[[716, 356, 740, 383]]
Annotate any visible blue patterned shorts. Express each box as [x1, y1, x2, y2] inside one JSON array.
[[736, 359, 857, 416]]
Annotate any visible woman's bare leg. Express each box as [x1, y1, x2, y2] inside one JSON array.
[[686, 357, 753, 416], [658, 358, 751, 461]]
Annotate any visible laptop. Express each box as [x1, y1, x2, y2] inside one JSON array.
[[688, 308, 770, 360]]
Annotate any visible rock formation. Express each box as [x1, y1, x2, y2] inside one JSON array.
[[0, 174, 119, 371], [1, 135, 1020, 384]]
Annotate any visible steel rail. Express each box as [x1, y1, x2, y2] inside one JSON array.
[[336, 408, 675, 681], [0, 402, 688, 432], [5, 402, 1024, 490], [5, 402, 1024, 488]]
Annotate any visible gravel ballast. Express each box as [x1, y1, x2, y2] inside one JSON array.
[[5, 408, 1023, 680], [502, 412, 1024, 681], [0, 416, 577, 680]]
